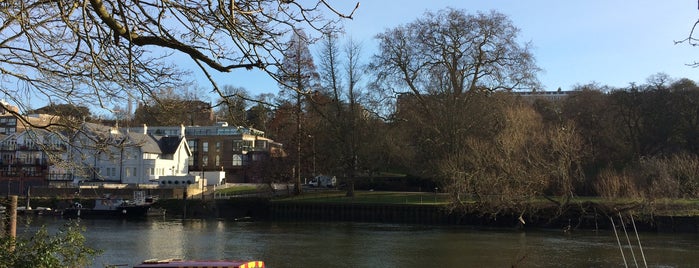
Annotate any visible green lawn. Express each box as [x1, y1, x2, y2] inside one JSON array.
[[216, 186, 699, 216], [274, 192, 699, 216], [274, 190, 450, 205], [214, 185, 263, 195]]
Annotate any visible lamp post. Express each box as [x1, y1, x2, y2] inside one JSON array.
[[308, 135, 316, 177], [6, 163, 12, 198], [200, 161, 204, 200]]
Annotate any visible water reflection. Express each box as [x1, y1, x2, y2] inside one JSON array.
[[18, 217, 699, 267]]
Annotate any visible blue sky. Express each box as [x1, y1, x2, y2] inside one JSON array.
[[201, 0, 699, 99]]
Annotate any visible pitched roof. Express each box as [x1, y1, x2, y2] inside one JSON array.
[[126, 132, 161, 154], [157, 136, 182, 155]]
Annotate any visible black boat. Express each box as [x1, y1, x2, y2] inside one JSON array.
[[63, 197, 151, 219]]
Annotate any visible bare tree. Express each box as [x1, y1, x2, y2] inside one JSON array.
[[676, 4, 699, 67], [372, 9, 539, 207], [0, 0, 357, 186], [372, 8, 539, 100], [313, 32, 368, 196], [0, 0, 358, 122], [215, 85, 250, 126], [246, 93, 274, 131], [277, 29, 319, 195]]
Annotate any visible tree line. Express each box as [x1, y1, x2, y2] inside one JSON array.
[[5, 4, 699, 216], [107, 9, 699, 211]]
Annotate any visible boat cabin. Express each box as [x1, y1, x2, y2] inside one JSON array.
[[133, 259, 264, 268]]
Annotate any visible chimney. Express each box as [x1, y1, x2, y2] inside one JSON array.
[[143, 124, 148, 135], [180, 124, 185, 137]]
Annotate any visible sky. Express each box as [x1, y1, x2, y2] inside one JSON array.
[[198, 0, 699, 99]]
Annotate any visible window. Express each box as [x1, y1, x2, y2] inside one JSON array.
[[232, 154, 243, 166], [215, 155, 220, 166], [202, 155, 209, 167], [232, 140, 243, 151], [188, 140, 198, 152], [251, 154, 263, 161], [216, 142, 221, 152], [202, 142, 209, 153], [242, 140, 253, 151]]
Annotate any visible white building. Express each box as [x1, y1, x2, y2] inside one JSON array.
[[68, 123, 193, 185], [0, 128, 65, 192]]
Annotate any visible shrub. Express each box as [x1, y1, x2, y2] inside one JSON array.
[[0, 220, 100, 268]]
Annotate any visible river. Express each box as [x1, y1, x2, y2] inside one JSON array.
[[17, 217, 699, 267]]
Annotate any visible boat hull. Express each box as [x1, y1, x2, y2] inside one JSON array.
[[62, 205, 151, 219]]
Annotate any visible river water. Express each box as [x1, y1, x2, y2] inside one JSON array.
[[18, 217, 699, 267]]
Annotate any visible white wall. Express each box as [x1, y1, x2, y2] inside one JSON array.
[[189, 171, 225, 186]]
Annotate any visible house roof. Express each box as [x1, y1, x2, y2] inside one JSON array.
[[76, 122, 191, 156], [157, 136, 183, 155], [125, 132, 161, 154]]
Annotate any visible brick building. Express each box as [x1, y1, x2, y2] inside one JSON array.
[[126, 122, 284, 183]]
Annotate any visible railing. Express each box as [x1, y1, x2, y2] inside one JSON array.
[[46, 173, 73, 181], [0, 145, 16, 150], [0, 144, 66, 151]]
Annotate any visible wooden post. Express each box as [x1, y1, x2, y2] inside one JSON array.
[[6, 195, 17, 249], [25, 187, 30, 210], [182, 186, 187, 220]]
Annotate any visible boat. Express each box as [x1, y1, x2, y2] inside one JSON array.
[[62, 196, 151, 219], [16, 206, 59, 216], [133, 259, 264, 268]]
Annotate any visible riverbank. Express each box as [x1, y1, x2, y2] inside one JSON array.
[[148, 197, 699, 233], [11, 191, 699, 233]]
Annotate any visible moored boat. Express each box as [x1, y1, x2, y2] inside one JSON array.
[[133, 259, 264, 268], [62, 196, 151, 219]]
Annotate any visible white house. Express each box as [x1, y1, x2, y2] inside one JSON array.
[[70, 123, 193, 185], [0, 128, 65, 182]]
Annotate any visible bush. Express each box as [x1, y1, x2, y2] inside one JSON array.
[[0, 220, 101, 268], [594, 153, 699, 199], [594, 168, 640, 199]]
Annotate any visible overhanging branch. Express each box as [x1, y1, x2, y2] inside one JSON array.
[[88, 0, 259, 72]]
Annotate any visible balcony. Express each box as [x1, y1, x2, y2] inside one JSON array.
[[0, 145, 16, 151], [46, 173, 73, 181]]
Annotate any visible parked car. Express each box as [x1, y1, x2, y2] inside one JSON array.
[[308, 175, 337, 188]]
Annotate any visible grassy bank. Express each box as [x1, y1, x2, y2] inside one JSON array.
[[274, 190, 450, 205], [270, 190, 699, 217]]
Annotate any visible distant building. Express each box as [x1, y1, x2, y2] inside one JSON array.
[[0, 99, 19, 115], [59, 123, 193, 185], [0, 128, 64, 194], [127, 122, 284, 183], [514, 90, 572, 102], [0, 100, 59, 135], [0, 121, 195, 195], [0, 113, 283, 190]]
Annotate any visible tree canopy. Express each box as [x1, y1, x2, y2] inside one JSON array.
[[0, 0, 357, 121], [371, 8, 539, 99]]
